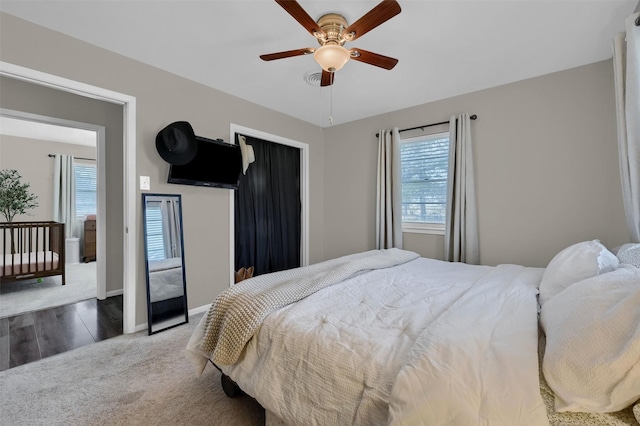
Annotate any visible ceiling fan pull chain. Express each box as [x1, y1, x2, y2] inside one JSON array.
[[329, 82, 334, 125]]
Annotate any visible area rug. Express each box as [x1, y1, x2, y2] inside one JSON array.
[[0, 262, 96, 318], [0, 313, 265, 425]]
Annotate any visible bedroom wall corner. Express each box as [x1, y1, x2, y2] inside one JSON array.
[[322, 59, 628, 267]]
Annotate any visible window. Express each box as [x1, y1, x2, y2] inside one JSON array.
[[74, 163, 97, 219], [144, 201, 166, 261], [400, 132, 450, 234]]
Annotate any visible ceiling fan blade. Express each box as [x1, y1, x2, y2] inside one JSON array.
[[343, 0, 401, 41], [320, 70, 334, 87], [275, 0, 326, 38], [349, 48, 398, 70], [260, 48, 314, 61]]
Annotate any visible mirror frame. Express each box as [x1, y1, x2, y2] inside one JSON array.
[[142, 193, 188, 335]]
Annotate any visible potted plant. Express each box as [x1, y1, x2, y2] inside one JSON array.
[[0, 169, 38, 253], [0, 169, 38, 222]]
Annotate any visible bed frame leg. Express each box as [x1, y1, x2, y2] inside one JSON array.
[[220, 373, 244, 398]]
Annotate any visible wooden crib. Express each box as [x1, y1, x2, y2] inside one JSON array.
[[0, 221, 66, 285]]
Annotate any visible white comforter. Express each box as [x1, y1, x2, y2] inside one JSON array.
[[188, 255, 549, 425], [148, 257, 184, 302], [387, 261, 549, 426]]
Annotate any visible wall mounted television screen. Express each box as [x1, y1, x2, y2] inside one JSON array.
[[168, 136, 242, 189]]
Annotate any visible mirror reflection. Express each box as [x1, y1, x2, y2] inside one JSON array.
[[142, 193, 188, 334]]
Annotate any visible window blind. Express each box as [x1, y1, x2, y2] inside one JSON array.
[[400, 134, 450, 224], [74, 164, 97, 219], [145, 201, 166, 261]]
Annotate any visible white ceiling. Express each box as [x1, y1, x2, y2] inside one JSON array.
[[0, 0, 637, 128], [0, 116, 97, 147]]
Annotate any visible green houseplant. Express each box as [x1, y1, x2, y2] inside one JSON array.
[[0, 169, 39, 254], [0, 169, 39, 222]]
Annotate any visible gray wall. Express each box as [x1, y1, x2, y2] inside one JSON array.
[[323, 59, 629, 267], [0, 13, 325, 326]]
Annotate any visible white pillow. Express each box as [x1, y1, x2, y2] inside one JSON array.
[[616, 243, 640, 268], [538, 240, 619, 306], [541, 266, 640, 413]]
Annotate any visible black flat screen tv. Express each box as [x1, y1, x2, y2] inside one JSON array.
[[167, 136, 242, 189]]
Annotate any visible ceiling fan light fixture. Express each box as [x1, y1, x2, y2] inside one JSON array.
[[261, 0, 401, 85], [314, 44, 350, 72]]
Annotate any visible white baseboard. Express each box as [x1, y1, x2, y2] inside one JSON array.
[[134, 323, 148, 333], [189, 303, 211, 317], [129, 303, 211, 334], [106, 289, 123, 298]]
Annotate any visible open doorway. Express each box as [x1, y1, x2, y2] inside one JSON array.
[[0, 61, 137, 335], [0, 110, 106, 318]]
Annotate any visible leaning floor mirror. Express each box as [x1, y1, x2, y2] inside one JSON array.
[[142, 193, 188, 334]]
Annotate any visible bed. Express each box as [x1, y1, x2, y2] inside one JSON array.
[[148, 257, 184, 302], [186, 244, 640, 425], [0, 221, 65, 286], [147, 257, 186, 323]]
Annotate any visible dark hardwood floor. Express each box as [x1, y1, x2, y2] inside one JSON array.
[[0, 295, 123, 371]]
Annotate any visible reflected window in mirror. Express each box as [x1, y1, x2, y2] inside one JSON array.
[[142, 193, 188, 334]]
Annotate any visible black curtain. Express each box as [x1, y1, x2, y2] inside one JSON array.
[[234, 134, 301, 276]]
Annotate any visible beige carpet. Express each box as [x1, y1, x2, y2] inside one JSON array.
[[0, 313, 265, 425], [0, 262, 97, 318]]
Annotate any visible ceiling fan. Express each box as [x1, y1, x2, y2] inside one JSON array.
[[260, 0, 401, 87]]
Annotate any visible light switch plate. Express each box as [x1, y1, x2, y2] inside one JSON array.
[[140, 176, 150, 191]]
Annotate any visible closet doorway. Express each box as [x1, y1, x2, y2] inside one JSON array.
[[229, 124, 309, 285]]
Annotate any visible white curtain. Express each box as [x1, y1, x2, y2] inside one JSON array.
[[161, 198, 182, 259], [376, 127, 403, 249], [444, 114, 479, 264], [52, 154, 76, 239], [613, 12, 640, 243]]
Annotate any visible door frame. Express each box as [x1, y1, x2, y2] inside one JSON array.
[[229, 123, 309, 286], [0, 61, 138, 334]]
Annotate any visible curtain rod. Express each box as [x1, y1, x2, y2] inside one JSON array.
[[48, 154, 95, 161], [375, 114, 477, 138]]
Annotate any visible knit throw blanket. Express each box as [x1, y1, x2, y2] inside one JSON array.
[[200, 248, 419, 365]]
